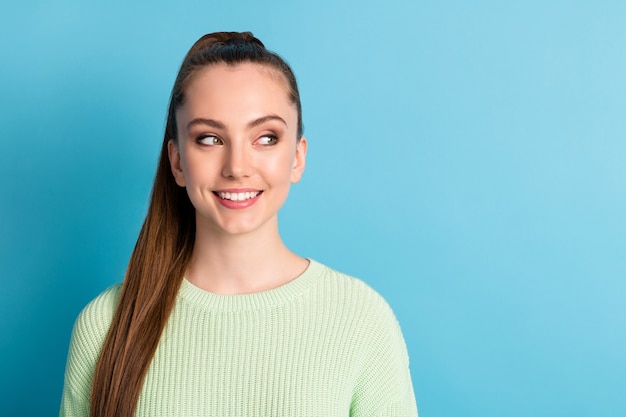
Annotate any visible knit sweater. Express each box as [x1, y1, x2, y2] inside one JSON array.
[[60, 259, 418, 416]]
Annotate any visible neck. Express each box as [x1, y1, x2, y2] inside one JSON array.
[[186, 219, 308, 295]]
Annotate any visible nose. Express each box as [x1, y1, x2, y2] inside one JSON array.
[[222, 144, 253, 179]]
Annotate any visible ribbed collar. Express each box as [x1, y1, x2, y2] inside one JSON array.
[[177, 259, 325, 312]]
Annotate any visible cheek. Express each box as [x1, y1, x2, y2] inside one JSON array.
[[181, 152, 215, 180], [264, 151, 296, 179]]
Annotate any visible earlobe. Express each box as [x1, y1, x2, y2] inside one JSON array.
[[167, 140, 186, 187], [290, 136, 307, 184]]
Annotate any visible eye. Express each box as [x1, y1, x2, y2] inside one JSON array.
[[256, 134, 278, 146], [197, 135, 223, 146]]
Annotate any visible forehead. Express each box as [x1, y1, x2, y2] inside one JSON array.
[[187, 63, 290, 106], [177, 63, 296, 131]]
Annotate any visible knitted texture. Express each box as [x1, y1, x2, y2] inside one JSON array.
[[60, 260, 418, 416]]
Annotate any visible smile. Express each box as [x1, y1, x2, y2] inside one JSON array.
[[215, 191, 262, 201]]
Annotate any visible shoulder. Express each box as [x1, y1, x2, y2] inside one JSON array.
[[312, 260, 398, 320], [73, 282, 122, 341], [310, 260, 406, 348], [63, 283, 122, 390]]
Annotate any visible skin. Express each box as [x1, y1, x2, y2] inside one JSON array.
[[168, 63, 308, 294]]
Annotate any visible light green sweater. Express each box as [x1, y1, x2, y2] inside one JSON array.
[[60, 260, 418, 416]]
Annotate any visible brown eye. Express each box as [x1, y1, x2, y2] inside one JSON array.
[[198, 135, 223, 146], [256, 135, 278, 145]]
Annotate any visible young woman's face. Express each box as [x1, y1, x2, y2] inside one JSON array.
[[169, 63, 307, 237]]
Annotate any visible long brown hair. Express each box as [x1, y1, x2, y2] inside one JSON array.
[[90, 31, 303, 417]]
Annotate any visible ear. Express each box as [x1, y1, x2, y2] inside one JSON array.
[[168, 140, 186, 187], [290, 136, 307, 184]]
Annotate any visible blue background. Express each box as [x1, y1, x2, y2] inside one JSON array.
[[1, 1, 625, 416]]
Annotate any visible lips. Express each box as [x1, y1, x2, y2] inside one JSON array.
[[215, 191, 262, 201]]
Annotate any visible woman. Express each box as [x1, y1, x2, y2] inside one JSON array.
[[60, 31, 418, 417]]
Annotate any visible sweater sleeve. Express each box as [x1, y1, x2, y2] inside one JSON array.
[[349, 287, 418, 417], [59, 284, 121, 417]]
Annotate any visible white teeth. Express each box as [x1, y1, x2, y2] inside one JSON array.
[[218, 191, 260, 201]]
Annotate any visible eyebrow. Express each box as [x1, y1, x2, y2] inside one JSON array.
[[186, 114, 288, 131]]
